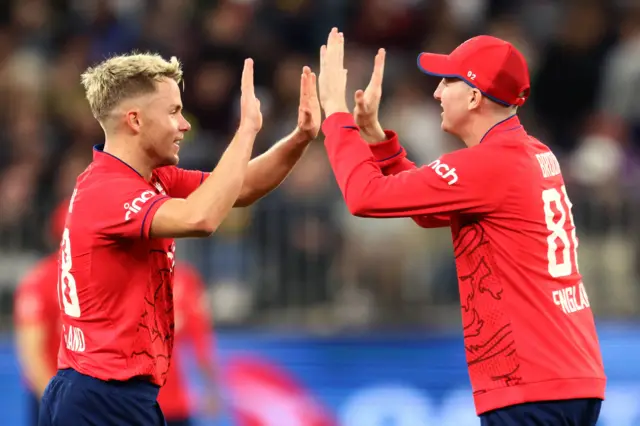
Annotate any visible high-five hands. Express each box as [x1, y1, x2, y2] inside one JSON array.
[[318, 28, 349, 116], [354, 48, 387, 143]]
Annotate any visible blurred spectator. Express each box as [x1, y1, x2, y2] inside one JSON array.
[[531, 0, 614, 154]]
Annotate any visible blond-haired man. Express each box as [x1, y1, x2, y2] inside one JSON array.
[[38, 52, 320, 426]]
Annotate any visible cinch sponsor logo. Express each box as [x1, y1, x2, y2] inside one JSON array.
[[428, 159, 459, 185], [124, 190, 156, 220]]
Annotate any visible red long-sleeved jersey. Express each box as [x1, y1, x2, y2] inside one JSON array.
[[322, 112, 606, 414]]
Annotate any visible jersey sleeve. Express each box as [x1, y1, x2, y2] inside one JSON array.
[[323, 113, 508, 218], [94, 178, 171, 239], [369, 131, 450, 228], [155, 166, 209, 199]]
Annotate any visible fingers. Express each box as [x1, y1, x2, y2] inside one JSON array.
[[300, 68, 307, 102], [369, 48, 386, 88], [241, 58, 255, 96], [309, 71, 317, 98], [326, 27, 344, 69], [301, 66, 318, 100], [320, 45, 326, 75]]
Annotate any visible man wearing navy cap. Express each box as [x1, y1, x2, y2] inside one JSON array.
[[318, 28, 606, 425]]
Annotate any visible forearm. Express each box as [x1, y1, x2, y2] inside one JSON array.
[[323, 113, 455, 218], [16, 328, 55, 397], [360, 122, 386, 144], [235, 128, 312, 207], [26, 356, 55, 397], [185, 128, 257, 232], [368, 130, 450, 227]]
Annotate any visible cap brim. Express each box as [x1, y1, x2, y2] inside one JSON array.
[[417, 53, 456, 77]]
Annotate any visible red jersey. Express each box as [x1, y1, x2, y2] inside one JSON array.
[[322, 113, 606, 414], [158, 262, 216, 419], [14, 253, 61, 390], [57, 145, 205, 386]]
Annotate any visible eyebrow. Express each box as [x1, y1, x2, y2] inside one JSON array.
[[170, 104, 183, 111]]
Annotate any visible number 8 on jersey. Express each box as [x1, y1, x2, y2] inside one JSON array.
[[542, 185, 579, 278]]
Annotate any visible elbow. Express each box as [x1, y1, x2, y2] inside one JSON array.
[[196, 223, 216, 237], [233, 183, 259, 208], [190, 217, 218, 237], [233, 194, 255, 208], [343, 178, 383, 217], [345, 195, 371, 217]]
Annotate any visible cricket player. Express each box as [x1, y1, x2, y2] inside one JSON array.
[[318, 28, 606, 425], [38, 52, 321, 426], [158, 261, 218, 426], [14, 201, 68, 426]]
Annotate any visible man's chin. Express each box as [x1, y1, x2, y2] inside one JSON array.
[[156, 155, 179, 168]]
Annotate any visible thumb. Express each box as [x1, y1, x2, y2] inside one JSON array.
[[354, 89, 365, 107], [300, 106, 311, 117]]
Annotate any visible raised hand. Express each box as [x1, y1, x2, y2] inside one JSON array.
[[318, 27, 349, 116], [239, 58, 263, 133], [354, 48, 387, 143], [296, 66, 321, 140]]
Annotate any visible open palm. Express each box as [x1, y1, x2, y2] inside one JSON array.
[[354, 48, 386, 142]]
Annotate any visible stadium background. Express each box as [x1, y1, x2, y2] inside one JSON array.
[[0, 0, 639, 424]]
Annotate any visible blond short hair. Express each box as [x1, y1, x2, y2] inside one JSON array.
[[80, 52, 183, 121]]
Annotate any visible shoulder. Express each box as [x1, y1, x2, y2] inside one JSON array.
[[469, 131, 539, 172], [152, 166, 180, 193], [154, 165, 179, 179], [69, 174, 159, 238], [75, 172, 154, 211], [437, 143, 509, 178], [16, 254, 58, 292]]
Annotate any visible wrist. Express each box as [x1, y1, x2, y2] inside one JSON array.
[[237, 125, 259, 137], [292, 127, 315, 144], [360, 124, 387, 143], [322, 99, 349, 116]]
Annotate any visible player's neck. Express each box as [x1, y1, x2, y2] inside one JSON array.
[[462, 112, 516, 147], [102, 139, 153, 181]]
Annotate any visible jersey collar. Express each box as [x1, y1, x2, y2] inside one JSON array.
[[479, 114, 524, 144], [92, 144, 145, 179]]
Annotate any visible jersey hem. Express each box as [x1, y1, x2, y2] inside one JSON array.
[[58, 362, 163, 386], [474, 377, 606, 415]]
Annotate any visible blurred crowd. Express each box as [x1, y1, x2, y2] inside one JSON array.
[[1, 0, 639, 331]]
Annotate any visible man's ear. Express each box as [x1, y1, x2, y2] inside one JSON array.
[[125, 109, 141, 134], [468, 88, 482, 111]]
